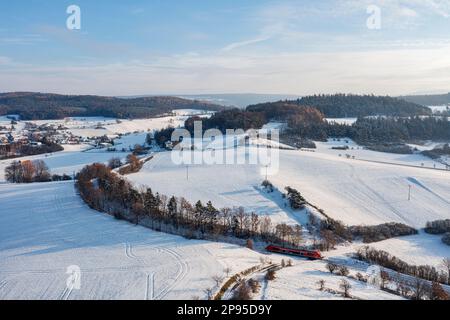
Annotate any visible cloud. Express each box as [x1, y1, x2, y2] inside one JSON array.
[[0, 56, 12, 65], [3, 45, 450, 96], [221, 36, 271, 52], [0, 34, 47, 45]]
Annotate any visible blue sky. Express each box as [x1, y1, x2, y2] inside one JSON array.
[[1, 0, 450, 96]]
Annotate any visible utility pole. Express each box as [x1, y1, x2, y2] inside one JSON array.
[[408, 185, 412, 201], [265, 165, 268, 181], [186, 165, 189, 181]]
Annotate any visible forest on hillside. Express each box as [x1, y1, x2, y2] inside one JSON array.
[[0, 92, 225, 120], [400, 93, 450, 106], [248, 94, 431, 118], [183, 94, 450, 145]]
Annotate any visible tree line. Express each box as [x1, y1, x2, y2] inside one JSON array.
[[184, 96, 448, 145], [4, 159, 72, 183], [76, 163, 306, 248], [0, 92, 224, 120], [356, 246, 450, 286], [0, 139, 63, 160]]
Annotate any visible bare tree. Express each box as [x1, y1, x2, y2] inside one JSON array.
[[380, 270, 391, 289], [339, 279, 352, 298], [355, 272, 366, 282], [246, 239, 254, 250], [326, 262, 338, 274], [412, 278, 428, 300], [338, 266, 350, 277], [317, 279, 325, 291], [33, 160, 50, 182], [396, 280, 411, 298], [266, 269, 276, 281], [232, 282, 251, 300], [212, 275, 224, 287], [224, 267, 232, 278], [442, 258, 450, 284], [108, 157, 123, 169], [430, 282, 449, 300], [248, 278, 261, 294], [204, 287, 214, 300]]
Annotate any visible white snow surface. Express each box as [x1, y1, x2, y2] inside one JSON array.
[[0, 181, 262, 300], [127, 141, 450, 229]]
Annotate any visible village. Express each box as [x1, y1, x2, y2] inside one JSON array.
[[0, 115, 117, 160]]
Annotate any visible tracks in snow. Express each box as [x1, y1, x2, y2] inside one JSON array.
[[124, 242, 190, 300]]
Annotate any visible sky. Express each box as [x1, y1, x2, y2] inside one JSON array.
[[1, 0, 450, 96]]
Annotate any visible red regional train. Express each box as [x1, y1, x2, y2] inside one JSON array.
[[265, 245, 323, 260]]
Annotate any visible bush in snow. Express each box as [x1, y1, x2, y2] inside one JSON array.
[[265, 269, 276, 281], [284, 186, 306, 210], [425, 219, 450, 235], [326, 262, 338, 274], [337, 265, 350, 277], [339, 279, 352, 298], [108, 157, 123, 169], [261, 180, 274, 192], [430, 282, 449, 300], [248, 278, 261, 294], [349, 222, 417, 243], [232, 282, 252, 300]]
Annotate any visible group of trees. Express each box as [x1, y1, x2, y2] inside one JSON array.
[[305, 205, 416, 248], [5, 160, 51, 183], [422, 144, 450, 159], [349, 223, 418, 243], [286, 115, 450, 145], [425, 219, 450, 246], [185, 109, 266, 134], [0, 138, 63, 160], [356, 247, 450, 286], [116, 154, 143, 175], [76, 163, 306, 247], [184, 94, 448, 147], [153, 127, 176, 147], [291, 94, 431, 118], [284, 187, 307, 210], [0, 92, 224, 120], [425, 219, 450, 234]]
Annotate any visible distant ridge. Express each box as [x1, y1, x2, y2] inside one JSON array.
[[400, 92, 450, 106], [118, 93, 301, 109], [0, 92, 226, 120]]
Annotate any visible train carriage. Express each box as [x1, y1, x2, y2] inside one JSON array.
[[265, 245, 323, 260]]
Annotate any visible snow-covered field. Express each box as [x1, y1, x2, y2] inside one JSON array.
[[366, 232, 449, 270], [2, 114, 450, 300], [271, 148, 450, 228], [127, 148, 302, 226], [30, 113, 200, 138], [0, 144, 130, 181], [127, 139, 450, 229], [428, 105, 449, 113], [0, 181, 262, 300], [315, 139, 447, 169], [325, 118, 358, 125], [0, 181, 407, 300], [258, 259, 403, 300]]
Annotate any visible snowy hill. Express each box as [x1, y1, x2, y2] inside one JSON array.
[[0, 182, 262, 299]]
